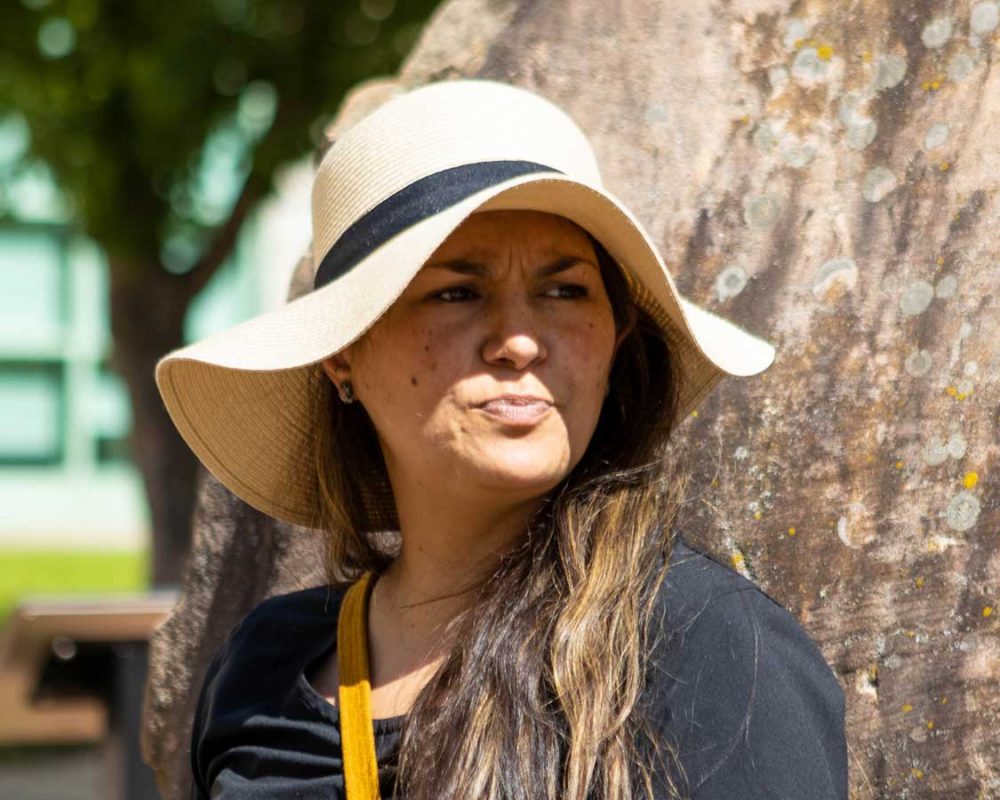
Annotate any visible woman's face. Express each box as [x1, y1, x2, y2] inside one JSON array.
[[322, 209, 632, 503]]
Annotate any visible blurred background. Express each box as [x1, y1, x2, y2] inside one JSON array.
[[0, 0, 441, 796]]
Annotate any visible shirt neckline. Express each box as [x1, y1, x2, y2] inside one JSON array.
[[298, 613, 408, 735], [297, 671, 407, 734]]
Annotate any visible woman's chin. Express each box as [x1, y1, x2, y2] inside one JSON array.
[[469, 450, 572, 493]]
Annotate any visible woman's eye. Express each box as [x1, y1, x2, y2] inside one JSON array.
[[432, 286, 478, 302], [430, 285, 588, 302], [545, 284, 589, 299]]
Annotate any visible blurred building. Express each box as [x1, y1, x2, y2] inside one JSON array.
[[0, 114, 312, 552]]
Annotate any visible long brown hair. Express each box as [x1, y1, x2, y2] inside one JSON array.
[[311, 228, 689, 799]]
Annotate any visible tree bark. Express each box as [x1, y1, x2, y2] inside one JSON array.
[[142, 0, 1000, 797], [109, 261, 199, 587], [109, 173, 265, 587]]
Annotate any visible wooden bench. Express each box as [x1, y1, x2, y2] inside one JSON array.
[[0, 592, 179, 799]]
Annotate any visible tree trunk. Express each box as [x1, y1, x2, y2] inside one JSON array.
[[142, 0, 1000, 797], [109, 261, 200, 587]]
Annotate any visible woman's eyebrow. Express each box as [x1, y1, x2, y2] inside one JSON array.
[[424, 255, 596, 277]]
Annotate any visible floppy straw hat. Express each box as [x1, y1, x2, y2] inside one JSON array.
[[155, 78, 776, 529]]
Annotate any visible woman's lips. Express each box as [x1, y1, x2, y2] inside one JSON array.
[[476, 399, 553, 425]]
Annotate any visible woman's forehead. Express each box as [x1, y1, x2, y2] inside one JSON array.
[[433, 210, 596, 256], [459, 208, 585, 232], [420, 254, 598, 279]]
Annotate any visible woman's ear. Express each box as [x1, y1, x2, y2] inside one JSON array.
[[613, 304, 638, 355], [320, 351, 351, 385]]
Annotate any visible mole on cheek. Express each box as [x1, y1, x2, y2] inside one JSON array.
[[410, 376, 419, 386]]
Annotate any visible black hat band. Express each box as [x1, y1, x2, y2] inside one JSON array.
[[313, 160, 564, 290]]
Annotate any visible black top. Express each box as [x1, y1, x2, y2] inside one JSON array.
[[190, 538, 847, 799]]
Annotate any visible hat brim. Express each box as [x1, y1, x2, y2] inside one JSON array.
[[156, 172, 775, 527]]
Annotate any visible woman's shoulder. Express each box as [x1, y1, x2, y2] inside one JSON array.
[[191, 585, 344, 740], [202, 583, 344, 689], [227, 584, 343, 648], [189, 584, 347, 797], [656, 537, 816, 633], [655, 536, 837, 666], [647, 535, 847, 799]]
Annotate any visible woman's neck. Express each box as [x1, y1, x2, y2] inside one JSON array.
[[367, 491, 543, 668]]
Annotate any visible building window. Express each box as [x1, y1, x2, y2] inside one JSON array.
[[0, 225, 67, 349], [0, 361, 65, 466]]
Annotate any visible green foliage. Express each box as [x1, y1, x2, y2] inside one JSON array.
[[0, 0, 440, 265]]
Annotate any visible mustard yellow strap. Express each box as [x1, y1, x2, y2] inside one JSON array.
[[338, 571, 381, 800]]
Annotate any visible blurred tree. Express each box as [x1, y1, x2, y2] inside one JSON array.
[[0, 0, 442, 585]]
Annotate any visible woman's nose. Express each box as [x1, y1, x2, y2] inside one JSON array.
[[480, 296, 548, 370]]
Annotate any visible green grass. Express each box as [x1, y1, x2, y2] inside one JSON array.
[[0, 549, 148, 628]]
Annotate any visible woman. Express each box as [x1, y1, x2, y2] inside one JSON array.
[[156, 79, 847, 799]]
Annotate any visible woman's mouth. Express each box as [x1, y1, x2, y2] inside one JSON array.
[[476, 397, 553, 426]]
